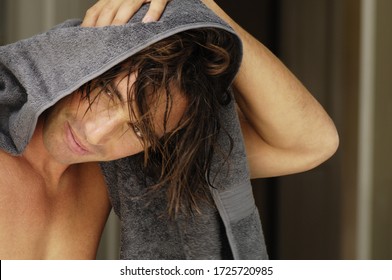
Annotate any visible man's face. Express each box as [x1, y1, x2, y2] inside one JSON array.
[[42, 74, 186, 165]]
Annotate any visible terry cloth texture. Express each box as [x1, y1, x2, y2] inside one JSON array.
[[0, 0, 268, 259]]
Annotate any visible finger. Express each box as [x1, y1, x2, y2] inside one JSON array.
[[82, 1, 107, 27], [94, 0, 126, 27], [142, 0, 169, 23], [111, 0, 146, 26], [82, 0, 130, 27]]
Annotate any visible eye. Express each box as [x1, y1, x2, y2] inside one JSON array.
[[97, 82, 115, 99], [102, 87, 114, 99], [129, 123, 143, 139]]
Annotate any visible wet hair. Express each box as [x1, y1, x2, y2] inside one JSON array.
[[80, 28, 240, 217]]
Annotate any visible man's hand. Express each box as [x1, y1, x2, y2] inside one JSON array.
[[82, 0, 171, 27]]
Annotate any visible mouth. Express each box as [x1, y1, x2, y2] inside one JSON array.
[[65, 122, 91, 155]]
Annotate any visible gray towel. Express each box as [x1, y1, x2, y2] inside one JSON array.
[[0, 0, 268, 259]]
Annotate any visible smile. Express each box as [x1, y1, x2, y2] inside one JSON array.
[[65, 122, 91, 155]]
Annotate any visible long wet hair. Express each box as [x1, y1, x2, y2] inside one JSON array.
[[80, 28, 240, 217]]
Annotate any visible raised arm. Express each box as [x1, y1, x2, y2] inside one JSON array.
[[81, 0, 339, 179], [201, 0, 339, 178]]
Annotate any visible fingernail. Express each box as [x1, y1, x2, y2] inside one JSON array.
[[142, 16, 154, 23]]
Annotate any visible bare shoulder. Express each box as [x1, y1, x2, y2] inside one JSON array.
[[0, 152, 111, 259]]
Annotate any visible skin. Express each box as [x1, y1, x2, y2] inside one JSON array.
[[0, 74, 186, 259], [200, 0, 339, 177], [81, 0, 171, 26], [42, 74, 186, 166], [0, 0, 339, 259], [82, 0, 339, 178]]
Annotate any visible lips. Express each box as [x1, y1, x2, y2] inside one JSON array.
[[65, 122, 91, 155]]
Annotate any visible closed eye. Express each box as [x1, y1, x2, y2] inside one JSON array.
[[98, 81, 123, 103], [129, 122, 143, 139]]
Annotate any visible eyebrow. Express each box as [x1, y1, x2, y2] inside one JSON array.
[[107, 78, 144, 127], [108, 80, 125, 103]]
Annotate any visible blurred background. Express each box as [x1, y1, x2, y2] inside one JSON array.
[[1, 0, 391, 259]]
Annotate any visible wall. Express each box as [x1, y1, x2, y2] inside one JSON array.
[[369, 0, 392, 259], [276, 0, 343, 259], [0, 1, 6, 44], [1, 0, 96, 43]]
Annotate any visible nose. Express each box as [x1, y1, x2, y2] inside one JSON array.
[[84, 106, 128, 145]]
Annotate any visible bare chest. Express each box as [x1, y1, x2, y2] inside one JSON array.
[[0, 153, 110, 259]]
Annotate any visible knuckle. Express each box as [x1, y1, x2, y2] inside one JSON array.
[[101, 4, 116, 14], [111, 17, 125, 25], [85, 6, 99, 17]]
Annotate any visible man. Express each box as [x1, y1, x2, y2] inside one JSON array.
[[0, 0, 338, 259]]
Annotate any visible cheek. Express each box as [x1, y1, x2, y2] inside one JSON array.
[[103, 134, 145, 160], [46, 93, 83, 123]]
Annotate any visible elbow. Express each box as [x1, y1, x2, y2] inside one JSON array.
[[322, 127, 339, 161], [329, 126, 340, 156], [307, 123, 340, 170]]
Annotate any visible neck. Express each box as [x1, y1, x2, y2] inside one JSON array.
[[22, 118, 71, 187]]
